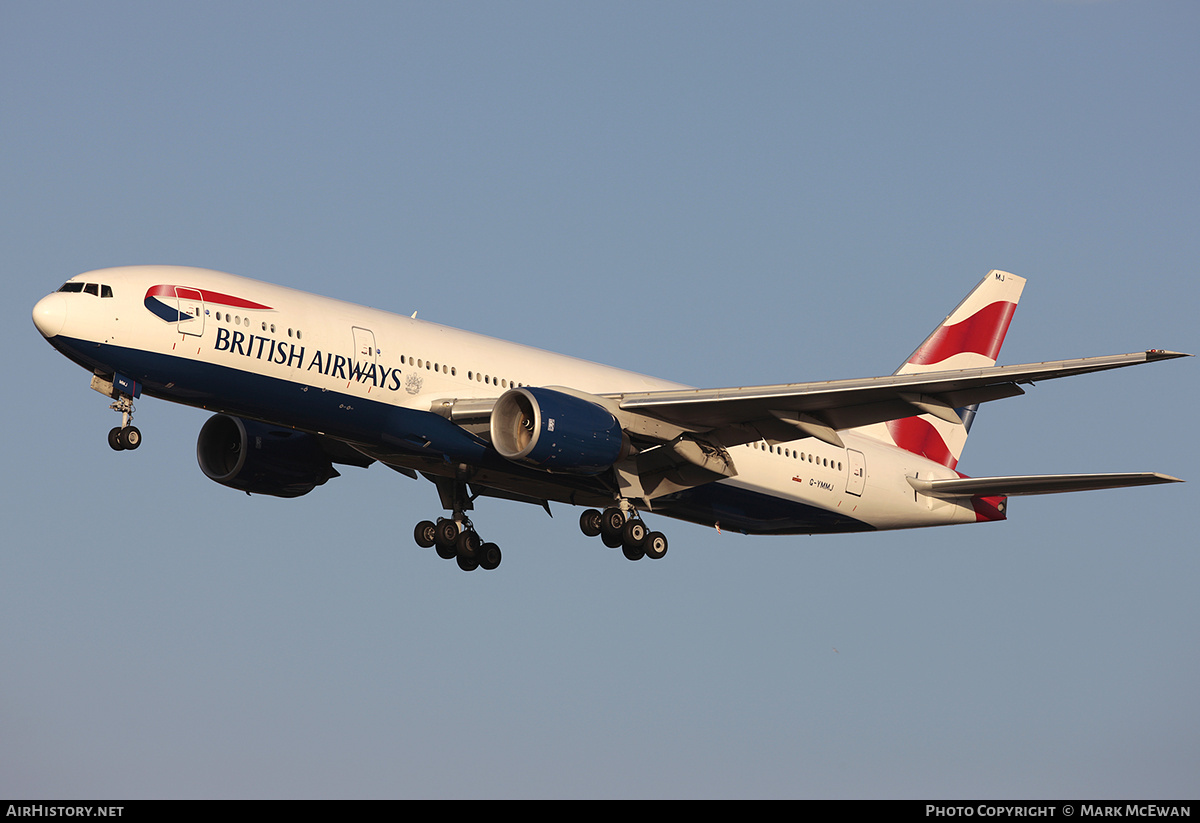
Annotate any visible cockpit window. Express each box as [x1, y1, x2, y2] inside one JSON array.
[[56, 281, 113, 296]]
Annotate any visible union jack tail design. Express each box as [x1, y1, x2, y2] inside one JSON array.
[[857, 270, 1026, 468]]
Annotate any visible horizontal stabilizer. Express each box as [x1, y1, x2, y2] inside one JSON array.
[[908, 472, 1183, 498]]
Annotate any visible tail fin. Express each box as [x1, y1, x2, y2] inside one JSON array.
[[856, 270, 1026, 468]]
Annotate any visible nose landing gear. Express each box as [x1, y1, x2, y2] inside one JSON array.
[[91, 374, 142, 451], [107, 394, 141, 451]]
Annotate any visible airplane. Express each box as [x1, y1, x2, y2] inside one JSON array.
[[32, 266, 1186, 571]]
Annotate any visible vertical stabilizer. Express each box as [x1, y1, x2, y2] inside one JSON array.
[[855, 270, 1026, 468]]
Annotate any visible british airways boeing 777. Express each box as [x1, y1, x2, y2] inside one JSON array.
[[32, 266, 1186, 571]]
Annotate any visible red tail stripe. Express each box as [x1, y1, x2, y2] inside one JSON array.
[[907, 300, 1017, 366], [886, 416, 957, 469], [971, 495, 1008, 522]]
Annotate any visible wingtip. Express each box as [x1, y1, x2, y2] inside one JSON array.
[[1145, 349, 1192, 360]]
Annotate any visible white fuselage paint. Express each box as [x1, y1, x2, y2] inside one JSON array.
[[36, 266, 981, 534]]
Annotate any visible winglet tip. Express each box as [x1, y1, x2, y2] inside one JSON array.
[[1145, 349, 1192, 360]]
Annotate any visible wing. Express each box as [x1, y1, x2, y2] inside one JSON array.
[[611, 349, 1189, 448]]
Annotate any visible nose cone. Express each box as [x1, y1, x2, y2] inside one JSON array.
[[33, 293, 67, 338]]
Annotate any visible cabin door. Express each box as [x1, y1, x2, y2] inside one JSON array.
[[846, 449, 866, 497], [352, 326, 377, 383], [175, 287, 205, 337]]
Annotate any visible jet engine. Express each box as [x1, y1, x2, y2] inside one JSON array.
[[197, 414, 339, 498], [490, 387, 627, 475]]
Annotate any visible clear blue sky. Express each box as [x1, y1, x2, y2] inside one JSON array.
[[2, 1, 1196, 799]]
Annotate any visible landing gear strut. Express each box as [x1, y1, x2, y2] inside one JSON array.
[[107, 394, 141, 451], [579, 505, 668, 561]]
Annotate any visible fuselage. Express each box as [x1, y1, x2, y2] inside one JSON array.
[[33, 265, 984, 535]]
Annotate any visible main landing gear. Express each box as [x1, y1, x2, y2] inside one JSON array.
[[413, 516, 502, 572], [107, 394, 141, 451], [579, 506, 668, 562], [412, 477, 502, 572], [408, 475, 665, 571]]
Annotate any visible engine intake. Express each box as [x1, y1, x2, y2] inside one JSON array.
[[197, 414, 339, 498], [490, 387, 626, 475]]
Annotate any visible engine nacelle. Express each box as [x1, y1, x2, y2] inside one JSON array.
[[197, 414, 339, 498], [490, 387, 627, 475]]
